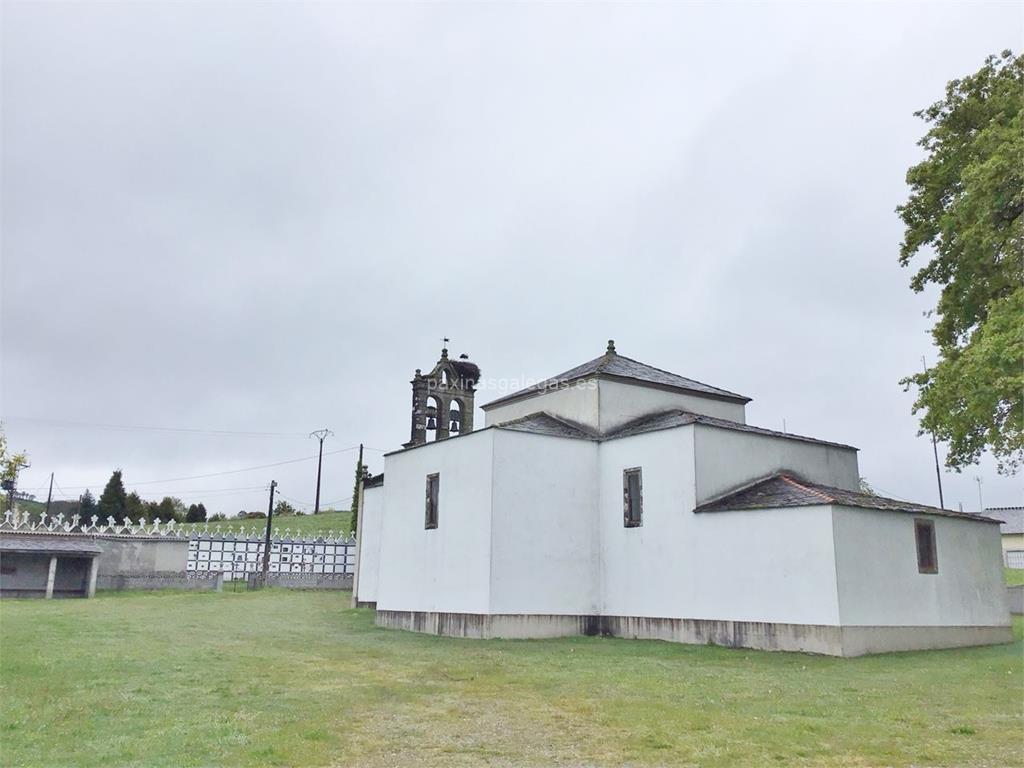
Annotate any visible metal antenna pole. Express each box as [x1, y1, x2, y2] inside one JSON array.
[[309, 429, 333, 515], [260, 480, 278, 586], [975, 476, 984, 511], [45, 473, 54, 516], [921, 357, 945, 508]]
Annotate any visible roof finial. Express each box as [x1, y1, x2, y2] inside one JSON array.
[[606, 339, 616, 355]]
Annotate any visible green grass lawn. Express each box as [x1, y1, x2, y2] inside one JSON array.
[[1, 592, 1021, 768], [1006, 567, 1024, 586], [182, 509, 353, 537]]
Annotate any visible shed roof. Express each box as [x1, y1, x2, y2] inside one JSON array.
[[988, 506, 1024, 535], [496, 412, 599, 440], [482, 344, 749, 410], [0, 535, 103, 555], [695, 473, 1000, 523]]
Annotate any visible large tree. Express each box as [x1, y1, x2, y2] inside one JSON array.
[[0, 425, 29, 515], [897, 50, 1023, 475], [124, 492, 147, 522], [185, 502, 207, 523], [0, 425, 28, 486], [97, 470, 128, 524], [154, 497, 184, 523]]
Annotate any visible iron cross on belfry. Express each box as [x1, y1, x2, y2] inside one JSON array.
[[441, 336, 450, 351]]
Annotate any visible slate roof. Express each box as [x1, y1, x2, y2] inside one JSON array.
[[482, 347, 750, 410], [0, 535, 103, 555], [494, 408, 856, 450], [988, 506, 1024, 535], [695, 473, 1001, 523], [496, 412, 599, 440]]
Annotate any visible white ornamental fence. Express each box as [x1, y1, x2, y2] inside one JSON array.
[[1, 509, 188, 537], [1, 510, 356, 583]]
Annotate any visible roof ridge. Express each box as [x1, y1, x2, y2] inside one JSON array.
[[779, 474, 836, 503], [495, 411, 599, 440], [610, 354, 746, 399], [695, 470, 798, 508], [538, 411, 601, 438], [690, 413, 857, 451], [496, 412, 546, 427]]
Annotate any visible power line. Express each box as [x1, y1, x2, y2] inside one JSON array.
[[320, 496, 354, 508], [6, 416, 310, 438], [19, 445, 370, 491], [52, 478, 74, 499], [276, 492, 314, 509], [869, 483, 914, 503]]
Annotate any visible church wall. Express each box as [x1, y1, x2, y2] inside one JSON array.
[[598, 427, 842, 626], [597, 426, 697, 618], [488, 430, 599, 615], [831, 506, 1011, 632], [353, 485, 383, 606], [597, 379, 746, 430], [693, 424, 859, 504], [481, 379, 600, 430], [374, 430, 495, 614]]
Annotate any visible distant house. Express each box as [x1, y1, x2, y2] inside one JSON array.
[[989, 507, 1024, 569], [355, 341, 1012, 656]]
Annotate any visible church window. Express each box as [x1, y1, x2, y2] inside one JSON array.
[[623, 468, 643, 528], [914, 519, 937, 574], [425, 473, 440, 529]]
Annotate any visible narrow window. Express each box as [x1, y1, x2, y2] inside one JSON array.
[[623, 468, 643, 528], [915, 518, 937, 574], [425, 473, 440, 529]]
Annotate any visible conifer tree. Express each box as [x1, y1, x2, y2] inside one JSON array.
[[97, 470, 127, 524], [349, 458, 364, 536], [79, 489, 97, 523]]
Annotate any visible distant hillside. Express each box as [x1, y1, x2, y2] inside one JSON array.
[[5, 500, 353, 538], [182, 509, 353, 537], [6, 498, 76, 520]]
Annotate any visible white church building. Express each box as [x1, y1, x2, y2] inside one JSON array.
[[353, 342, 1011, 656]]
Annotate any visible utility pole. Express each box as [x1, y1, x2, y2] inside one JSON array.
[[260, 480, 278, 585], [309, 429, 333, 515], [975, 476, 984, 512], [921, 357, 945, 509], [352, 443, 364, 532], [351, 443, 367, 608], [45, 473, 54, 516]]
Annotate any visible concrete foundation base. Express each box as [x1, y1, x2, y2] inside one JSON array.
[[837, 624, 1013, 656], [374, 610, 1013, 656], [96, 572, 220, 592]]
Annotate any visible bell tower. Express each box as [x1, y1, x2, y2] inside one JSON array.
[[404, 340, 481, 448]]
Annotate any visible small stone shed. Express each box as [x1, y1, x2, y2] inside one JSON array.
[[0, 536, 102, 598]]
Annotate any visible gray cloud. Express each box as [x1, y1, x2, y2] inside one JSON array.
[[3, 1, 1020, 515]]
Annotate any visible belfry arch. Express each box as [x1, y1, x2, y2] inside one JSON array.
[[404, 343, 481, 448]]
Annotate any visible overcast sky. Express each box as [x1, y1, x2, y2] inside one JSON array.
[[2, 1, 1021, 520]]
